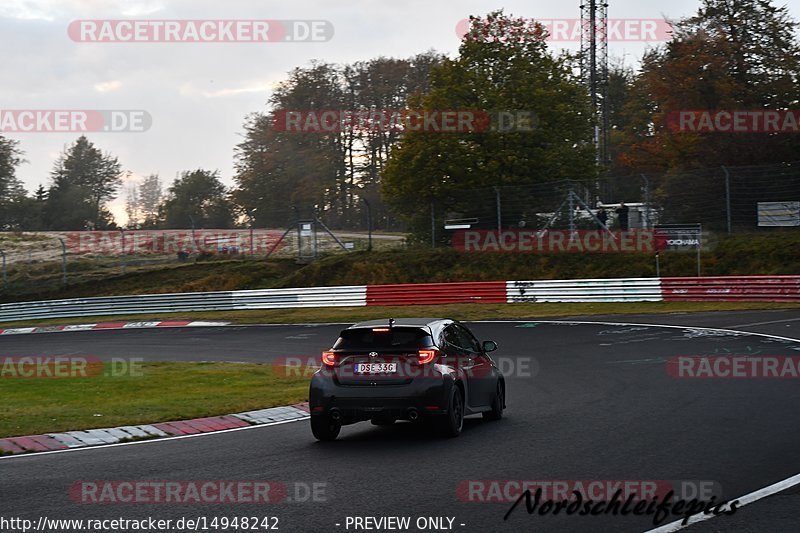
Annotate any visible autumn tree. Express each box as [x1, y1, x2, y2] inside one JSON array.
[[0, 135, 30, 229], [46, 136, 123, 229], [608, 0, 800, 228], [382, 11, 595, 240], [161, 170, 235, 229], [138, 174, 163, 228], [233, 53, 442, 230], [614, 0, 800, 173]]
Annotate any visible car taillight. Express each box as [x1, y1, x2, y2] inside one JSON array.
[[322, 351, 337, 367], [418, 349, 439, 364]]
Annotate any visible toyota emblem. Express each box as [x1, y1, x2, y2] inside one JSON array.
[[369, 352, 378, 358]]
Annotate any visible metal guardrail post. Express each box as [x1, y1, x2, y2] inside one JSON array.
[[250, 226, 254, 257], [722, 166, 731, 234], [0, 250, 6, 290], [431, 203, 436, 249], [296, 219, 302, 261], [188, 214, 197, 254], [641, 174, 651, 229], [494, 186, 502, 230], [568, 189, 575, 231], [313, 220, 319, 258], [361, 197, 373, 251], [119, 228, 126, 274], [697, 224, 702, 277], [57, 237, 67, 287], [245, 208, 257, 256]]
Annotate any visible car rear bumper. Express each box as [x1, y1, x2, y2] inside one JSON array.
[[309, 372, 454, 423]]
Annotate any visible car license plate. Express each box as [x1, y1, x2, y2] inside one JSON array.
[[354, 362, 397, 374]]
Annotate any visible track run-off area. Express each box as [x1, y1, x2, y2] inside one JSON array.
[[2, 309, 800, 532]]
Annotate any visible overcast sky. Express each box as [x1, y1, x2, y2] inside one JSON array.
[[1, 0, 798, 223]]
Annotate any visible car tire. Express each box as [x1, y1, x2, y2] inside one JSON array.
[[483, 382, 504, 421], [439, 386, 464, 438], [311, 416, 341, 441]]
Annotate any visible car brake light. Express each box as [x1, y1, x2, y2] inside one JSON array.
[[418, 349, 438, 364], [372, 328, 391, 332], [322, 351, 337, 367]]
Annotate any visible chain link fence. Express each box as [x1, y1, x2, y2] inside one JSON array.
[[428, 160, 800, 242], [0, 227, 405, 298]]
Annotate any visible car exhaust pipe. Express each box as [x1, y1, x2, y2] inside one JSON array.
[[407, 408, 419, 421], [329, 409, 341, 421]]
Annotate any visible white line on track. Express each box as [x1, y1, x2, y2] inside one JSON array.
[[475, 319, 800, 344], [729, 316, 800, 328], [642, 472, 800, 532]]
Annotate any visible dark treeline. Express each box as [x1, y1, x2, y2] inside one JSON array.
[[1, 1, 798, 236], [234, 53, 443, 231], [0, 135, 236, 231]]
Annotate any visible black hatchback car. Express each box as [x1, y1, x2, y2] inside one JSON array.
[[309, 318, 505, 440]]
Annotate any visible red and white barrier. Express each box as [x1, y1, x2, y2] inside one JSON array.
[[364, 276, 800, 306], [0, 276, 797, 323], [366, 282, 507, 306], [662, 276, 800, 302]]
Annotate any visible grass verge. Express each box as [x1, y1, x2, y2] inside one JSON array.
[[0, 362, 309, 439], [1, 301, 798, 329]]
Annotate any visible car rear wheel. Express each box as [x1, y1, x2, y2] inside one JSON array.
[[439, 386, 464, 438], [483, 382, 504, 421], [311, 416, 341, 441]]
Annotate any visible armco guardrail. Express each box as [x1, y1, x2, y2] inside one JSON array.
[[507, 278, 663, 303], [0, 276, 797, 323], [366, 282, 507, 306], [662, 276, 800, 301], [0, 286, 368, 323]]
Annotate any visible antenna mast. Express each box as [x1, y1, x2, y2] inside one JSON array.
[[580, 0, 610, 166]]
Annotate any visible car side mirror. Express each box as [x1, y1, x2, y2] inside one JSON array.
[[482, 340, 498, 353]]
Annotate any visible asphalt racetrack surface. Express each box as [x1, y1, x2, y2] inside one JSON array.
[[2, 309, 800, 532]]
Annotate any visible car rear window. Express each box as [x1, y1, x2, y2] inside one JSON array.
[[333, 327, 434, 351]]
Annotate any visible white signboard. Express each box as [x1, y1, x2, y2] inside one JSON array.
[[758, 202, 800, 227]]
